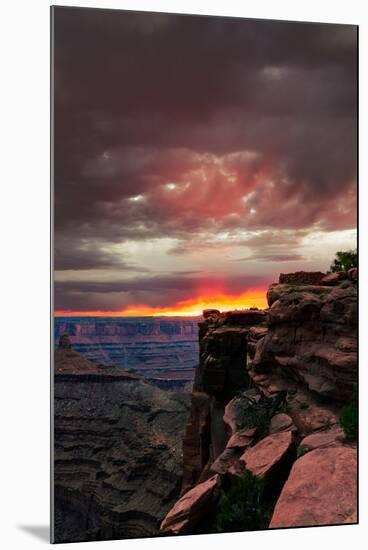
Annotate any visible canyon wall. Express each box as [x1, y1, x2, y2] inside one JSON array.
[[53, 345, 190, 542], [160, 269, 357, 536], [54, 316, 200, 391]]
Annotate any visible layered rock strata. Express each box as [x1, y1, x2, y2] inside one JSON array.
[[161, 271, 357, 535], [53, 348, 190, 542]]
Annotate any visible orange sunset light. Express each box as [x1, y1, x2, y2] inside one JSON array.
[[54, 287, 268, 317]]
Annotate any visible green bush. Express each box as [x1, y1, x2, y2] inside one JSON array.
[[339, 391, 358, 440], [330, 249, 357, 273], [297, 446, 308, 458], [212, 472, 267, 533]]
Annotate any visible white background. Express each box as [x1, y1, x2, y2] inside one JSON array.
[[0, 0, 366, 548]]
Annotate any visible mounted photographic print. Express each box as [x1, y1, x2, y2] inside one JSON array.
[[51, 5, 358, 543]]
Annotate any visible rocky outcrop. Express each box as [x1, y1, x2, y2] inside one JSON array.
[[250, 278, 357, 401], [269, 413, 296, 434], [298, 425, 345, 451], [240, 431, 294, 479], [161, 270, 357, 536], [279, 271, 325, 285], [53, 348, 190, 542], [180, 310, 267, 494], [160, 475, 221, 535], [58, 332, 71, 349], [269, 446, 357, 528]]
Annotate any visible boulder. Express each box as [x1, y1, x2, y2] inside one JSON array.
[[240, 431, 294, 478], [321, 271, 348, 286], [269, 446, 357, 528], [286, 394, 338, 436], [160, 475, 221, 535], [226, 427, 256, 449], [210, 448, 244, 476], [269, 413, 295, 434], [299, 425, 345, 452]]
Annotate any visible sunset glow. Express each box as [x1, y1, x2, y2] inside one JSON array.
[[54, 287, 268, 317]]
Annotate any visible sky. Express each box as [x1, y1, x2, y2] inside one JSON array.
[[53, 7, 357, 316]]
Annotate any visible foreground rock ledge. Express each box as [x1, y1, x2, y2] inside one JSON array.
[[160, 474, 220, 535], [241, 431, 293, 478], [269, 446, 357, 528]]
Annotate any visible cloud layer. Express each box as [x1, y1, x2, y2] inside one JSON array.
[[53, 7, 357, 313]]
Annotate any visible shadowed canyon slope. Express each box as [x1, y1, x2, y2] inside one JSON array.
[[53, 345, 190, 542]]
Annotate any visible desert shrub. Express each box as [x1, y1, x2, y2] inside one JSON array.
[[212, 472, 267, 533], [339, 390, 358, 441], [330, 249, 357, 273], [297, 446, 309, 458]]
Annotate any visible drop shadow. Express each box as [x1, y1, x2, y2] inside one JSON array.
[[17, 525, 50, 543]]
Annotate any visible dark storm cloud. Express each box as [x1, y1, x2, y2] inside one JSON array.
[[53, 7, 357, 308]]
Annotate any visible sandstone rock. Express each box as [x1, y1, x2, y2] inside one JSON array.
[[287, 394, 338, 436], [299, 425, 345, 451], [210, 448, 244, 476], [321, 271, 348, 285], [209, 399, 228, 460], [251, 282, 357, 401], [320, 286, 357, 328], [240, 431, 294, 478], [196, 326, 250, 395], [348, 267, 357, 281], [226, 427, 256, 449], [269, 413, 295, 434], [223, 397, 240, 434], [160, 475, 221, 535], [222, 309, 266, 326], [267, 283, 332, 307], [181, 392, 211, 494], [268, 291, 323, 325], [269, 446, 357, 528], [279, 271, 325, 285], [203, 309, 220, 319]]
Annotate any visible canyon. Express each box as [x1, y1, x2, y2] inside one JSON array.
[[54, 316, 200, 392], [53, 268, 357, 542], [53, 343, 190, 542]]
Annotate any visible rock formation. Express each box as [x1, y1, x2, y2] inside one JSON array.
[[160, 270, 357, 535], [53, 346, 190, 542], [54, 316, 200, 391]]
